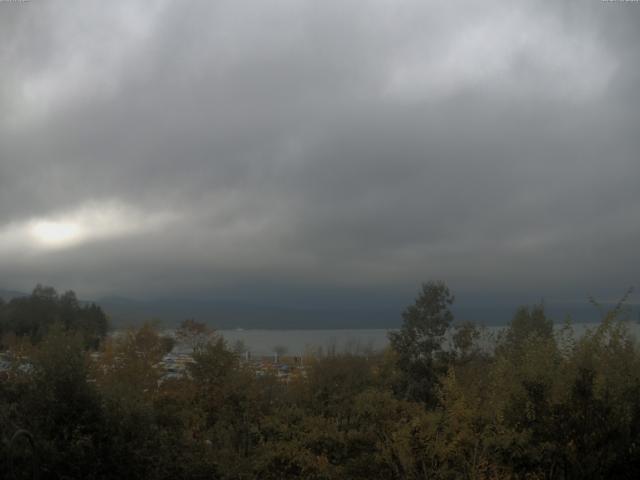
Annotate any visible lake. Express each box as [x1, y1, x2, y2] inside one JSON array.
[[216, 321, 640, 357], [218, 329, 391, 357]]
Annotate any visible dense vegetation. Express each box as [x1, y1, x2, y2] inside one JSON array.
[[0, 285, 108, 348], [0, 283, 639, 479]]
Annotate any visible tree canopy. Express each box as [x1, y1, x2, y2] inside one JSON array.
[[0, 283, 639, 479], [0, 285, 109, 348]]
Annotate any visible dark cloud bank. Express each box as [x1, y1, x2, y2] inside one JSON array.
[[1, 0, 639, 326]]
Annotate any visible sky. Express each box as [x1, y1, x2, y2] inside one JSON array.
[[1, 0, 639, 313]]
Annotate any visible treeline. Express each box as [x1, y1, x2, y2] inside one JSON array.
[[0, 282, 639, 479], [0, 285, 109, 348]]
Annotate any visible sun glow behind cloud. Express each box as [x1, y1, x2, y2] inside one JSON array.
[[30, 220, 83, 248], [0, 200, 175, 254]]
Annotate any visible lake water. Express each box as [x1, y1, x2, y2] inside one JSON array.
[[218, 329, 391, 357], [217, 321, 640, 357]]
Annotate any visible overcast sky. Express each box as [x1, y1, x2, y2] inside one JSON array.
[[1, 0, 639, 308]]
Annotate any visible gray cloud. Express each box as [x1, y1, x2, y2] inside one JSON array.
[[0, 0, 639, 310]]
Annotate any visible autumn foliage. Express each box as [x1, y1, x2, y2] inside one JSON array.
[[0, 283, 639, 479]]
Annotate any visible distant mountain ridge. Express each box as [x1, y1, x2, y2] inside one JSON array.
[[81, 296, 640, 329], [0, 289, 28, 301], [96, 296, 401, 329], [1, 288, 637, 329]]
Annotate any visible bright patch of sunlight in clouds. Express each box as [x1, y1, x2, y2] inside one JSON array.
[[30, 220, 83, 248], [0, 200, 175, 254]]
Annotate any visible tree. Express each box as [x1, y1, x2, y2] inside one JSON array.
[[499, 304, 552, 356], [451, 320, 482, 361], [388, 281, 455, 404], [24, 325, 104, 478], [176, 319, 216, 351], [94, 323, 177, 479], [81, 302, 109, 348], [0, 286, 109, 348]]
